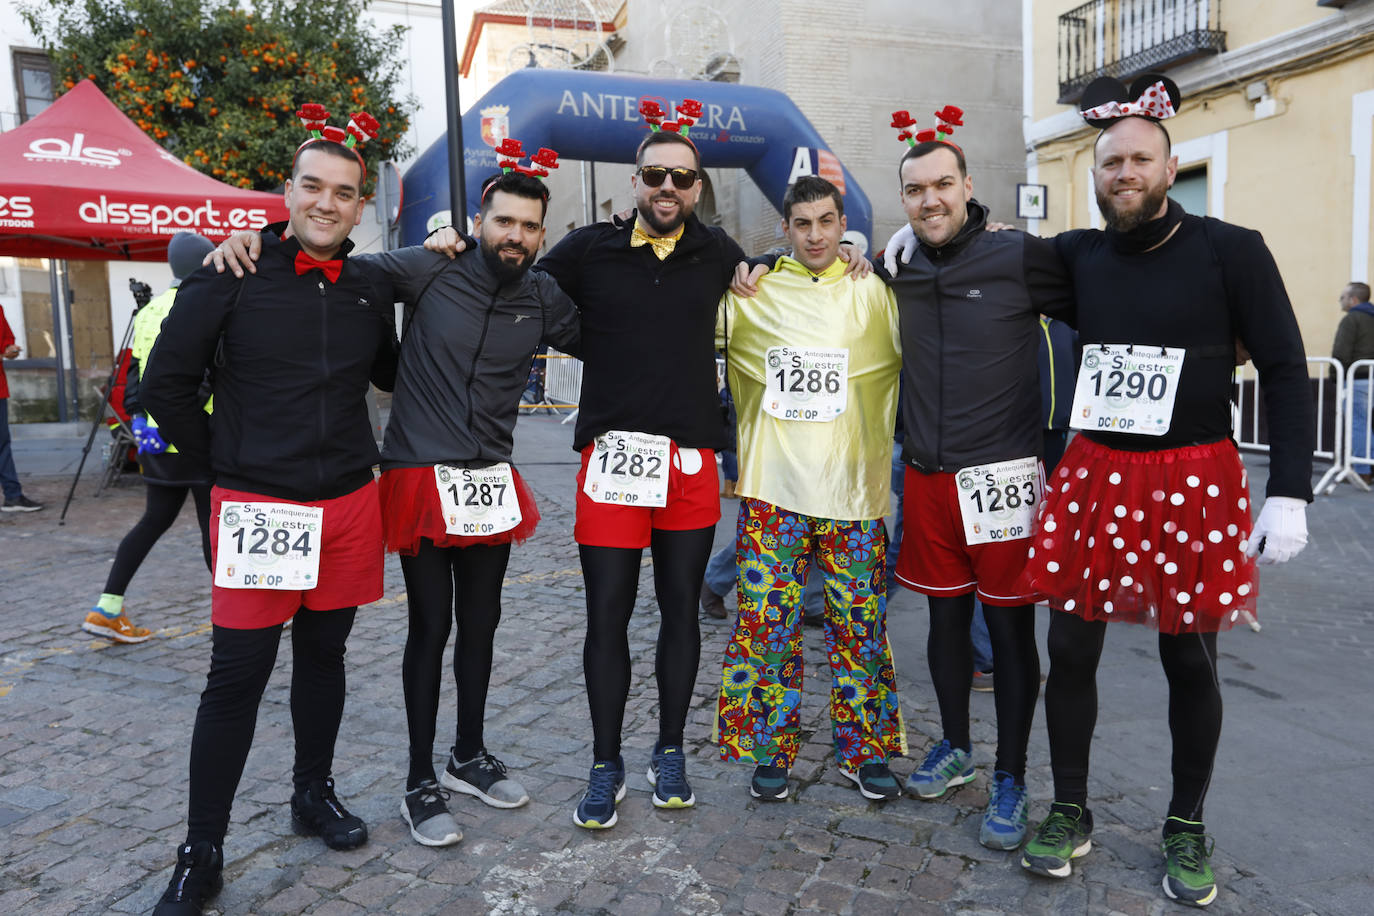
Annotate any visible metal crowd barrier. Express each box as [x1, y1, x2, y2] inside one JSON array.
[[521, 349, 582, 422], [1232, 356, 1344, 495], [1334, 358, 1374, 493]]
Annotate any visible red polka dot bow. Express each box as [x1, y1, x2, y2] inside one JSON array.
[[1079, 80, 1176, 122]]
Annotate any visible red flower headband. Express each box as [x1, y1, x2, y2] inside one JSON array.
[[639, 98, 702, 149], [293, 103, 379, 179], [891, 104, 964, 152], [491, 137, 561, 179]]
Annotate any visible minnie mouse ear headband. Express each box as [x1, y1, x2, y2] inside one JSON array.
[[294, 103, 379, 180], [481, 137, 561, 204], [1078, 74, 1180, 128], [890, 105, 964, 154]]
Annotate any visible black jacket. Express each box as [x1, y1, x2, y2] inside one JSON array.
[[143, 227, 398, 501], [882, 201, 1076, 472], [536, 212, 745, 452], [365, 245, 581, 468]]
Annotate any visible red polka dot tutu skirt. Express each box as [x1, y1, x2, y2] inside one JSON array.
[[378, 465, 541, 555], [1022, 436, 1257, 634]]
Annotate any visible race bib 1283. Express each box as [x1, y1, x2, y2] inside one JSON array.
[[956, 456, 1042, 546]]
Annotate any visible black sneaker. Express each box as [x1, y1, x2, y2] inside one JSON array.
[[441, 748, 529, 808], [750, 764, 789, 800], [291, 776, 368, 850], [1, 494, 43, 512], [840, 762, 902, 801], [152, 841, 223, 916]]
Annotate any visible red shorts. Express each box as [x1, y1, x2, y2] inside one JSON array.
[[574, 441, 720, 548], [209, 481, 385, 629], [378, 465, 540, 555], [895, 466, 1042, 606]]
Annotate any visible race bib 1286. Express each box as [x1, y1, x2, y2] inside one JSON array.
[[763, 346, 849, 422]]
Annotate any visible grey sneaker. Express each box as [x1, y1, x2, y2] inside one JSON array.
[[441, 748, 529, 808], [906, 740, 976, 799], [401, 780, 462, 847], [1, 494, 43, 512]]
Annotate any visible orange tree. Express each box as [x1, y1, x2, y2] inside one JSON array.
[[21, 0, 414, 192]]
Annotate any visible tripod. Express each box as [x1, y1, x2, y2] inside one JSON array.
[[58, 279, 152, 525]]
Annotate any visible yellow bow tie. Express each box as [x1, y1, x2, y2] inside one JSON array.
[[630, 223, 682, 261]]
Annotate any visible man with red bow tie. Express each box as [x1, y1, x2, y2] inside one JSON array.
[[143, 137, 398, 916]]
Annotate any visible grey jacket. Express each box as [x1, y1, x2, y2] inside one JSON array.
[[883, 201, 1074, 472], [365, 246, 581, 469]]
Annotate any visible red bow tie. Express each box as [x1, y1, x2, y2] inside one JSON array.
[[295, 250, 343, 283]]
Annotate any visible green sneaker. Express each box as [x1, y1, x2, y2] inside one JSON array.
[[1161, 818, 1218, 907], [1021, 802, 1093, 878]]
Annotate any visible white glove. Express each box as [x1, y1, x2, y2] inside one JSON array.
[[882, 223, 918, 276], [1246, 496, 1308, 565]]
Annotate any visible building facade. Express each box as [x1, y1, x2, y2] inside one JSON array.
[[1023, 0, 1374, 354]]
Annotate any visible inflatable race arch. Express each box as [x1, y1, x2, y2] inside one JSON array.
[[400, 69, 872, 249]]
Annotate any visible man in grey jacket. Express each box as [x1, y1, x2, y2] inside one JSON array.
[[1331, 281, 1374, 479], [208, 171, 580, 848]]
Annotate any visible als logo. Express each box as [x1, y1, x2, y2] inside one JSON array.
[[24, 133, 130, 168]]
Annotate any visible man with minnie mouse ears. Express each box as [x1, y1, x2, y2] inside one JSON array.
[[1014, 75, 1313, 907]]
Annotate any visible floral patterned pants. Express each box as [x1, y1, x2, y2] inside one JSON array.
[[715, 498, 907, 770]]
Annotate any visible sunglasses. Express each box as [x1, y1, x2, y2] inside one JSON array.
[[637, 166, 699, 190]]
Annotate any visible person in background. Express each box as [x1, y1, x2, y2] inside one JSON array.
[[0, 305, 43, 514], [83, 232, 216, 644]]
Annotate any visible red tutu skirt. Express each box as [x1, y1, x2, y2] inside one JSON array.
[[1021, 436, 1256, 634], [378, 465, 540, 555]]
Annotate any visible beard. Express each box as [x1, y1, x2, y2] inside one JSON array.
[[636, 192, 693, 236], [480, 242, 535, 284], [1096, 181, 1169, 232]]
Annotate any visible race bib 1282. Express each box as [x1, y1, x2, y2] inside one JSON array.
[[583, 431, 671, 507]]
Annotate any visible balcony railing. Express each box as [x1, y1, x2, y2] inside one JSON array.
[[1058, 0, 1226, 103]]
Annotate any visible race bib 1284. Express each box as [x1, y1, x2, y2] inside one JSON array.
[[214, 501, 323, 590]]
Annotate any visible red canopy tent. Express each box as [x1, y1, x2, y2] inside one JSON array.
[[0, 79, 286, 261]]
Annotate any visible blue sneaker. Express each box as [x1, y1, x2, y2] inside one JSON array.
[[646, 745, 695, 808], [906, 740, 976, 799], [979, 771, 1029, 849], [573, 758, 626, 829]]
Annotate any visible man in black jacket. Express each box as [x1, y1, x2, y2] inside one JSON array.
[[144, 139, 398, 916], [882, 140, 1075, 854], [426, 130, 745, 827], [209, 171, 583, 847]]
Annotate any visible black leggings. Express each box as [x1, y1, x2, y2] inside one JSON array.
[[580, 526, 714, 761], [185, 608, 355, 846], [926, 595, 1041, 781], [104, 483, 212, 594], [1044, 610, 1222, 821], [399, 539, 511, 788]]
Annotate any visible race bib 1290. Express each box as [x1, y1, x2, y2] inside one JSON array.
[[763, 346, 848, 422], [435, 463, 522, 537], [583, 431, 671, 507], [955, 456, 1041, 546], [1070, 344, 1184, 436], [214, 501, 323, 590]]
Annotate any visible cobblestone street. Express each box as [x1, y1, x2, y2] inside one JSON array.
[[0, 415, 1368, 915]]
